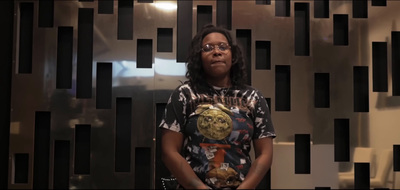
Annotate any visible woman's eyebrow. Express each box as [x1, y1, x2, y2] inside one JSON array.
[[203, 41, 229, 45]]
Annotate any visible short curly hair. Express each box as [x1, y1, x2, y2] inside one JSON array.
[[185, 24, 247, 90]]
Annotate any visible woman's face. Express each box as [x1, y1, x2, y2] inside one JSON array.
[[201, 32, 232, 82]]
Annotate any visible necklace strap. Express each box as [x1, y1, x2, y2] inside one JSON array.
[[211, 86, 231, 96]]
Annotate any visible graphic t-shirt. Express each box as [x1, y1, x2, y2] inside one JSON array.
[[159, 82, 276, 189]]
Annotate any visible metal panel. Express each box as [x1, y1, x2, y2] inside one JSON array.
[[8, 0, 400, 189]]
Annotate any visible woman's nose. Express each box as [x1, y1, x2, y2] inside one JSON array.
[[213, 47, 222, 55]]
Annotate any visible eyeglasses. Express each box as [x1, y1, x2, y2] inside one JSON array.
[[201, 43, 231, 53]]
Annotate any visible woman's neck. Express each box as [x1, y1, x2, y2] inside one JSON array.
[[206, 77, 231, 88]]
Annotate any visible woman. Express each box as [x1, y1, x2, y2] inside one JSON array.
[[160, 24, 276, 189]]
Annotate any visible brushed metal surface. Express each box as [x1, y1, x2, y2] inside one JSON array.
[[8, 0, 400, 189]]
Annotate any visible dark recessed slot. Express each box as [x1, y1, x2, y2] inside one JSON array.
[[137, 0, 153, 3], [96, 62, 112, 109], [372, 42, 388, 92], [294, 3, 310, 56], [74, 124, 91, 174], [255, 41, 271, 70], [197, 5, 212, 33], [57, 27, 73, 89], [53, 140, 70, 189], [76, 8, 94, 99], [333, 14, 349, 46], [38, 0, 54, 27], [354, 66, 369, 112], [98, 0, 114, 14], [118, 0, 133, 40], [14, 153, 29, 183], [392, 32, 400, 96], [217, 0, 232, 30], [314, 73, 330, 108], [256, 0, 271, 5], [137, 39, 153, 68], [157, 28, 173, 52], [115, 98, 132, 172], [155, 103, 170, 189], [177, 1, 192, 62], [295, 134, 310, 174], [372, 0, 386, 6], [315, 187, 331, 190], [266, 98, 271, 112], [275, 0, 290, 17], [353, 0, 368, 18], [0, 2, 13, 187], [275, 65, 291, 111], [135, 147, 151, 189], [33, 111, 51, 188], [256, 169, 271, 189], [314, 0, 329, 18], [18, 2, 33, 74], [394, 145, 400, 171], [355, 163, 370, 189], [334, 118, 350, 162], [79, 0, 94, 1], [236, 29, 252, 85]]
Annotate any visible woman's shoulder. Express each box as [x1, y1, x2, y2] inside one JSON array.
[[175, 81, 210, 92], [236, 84, 266, 97], [174, 81, 193, 91], [170, 81, 196, 95], [237, 84, 258, 92]]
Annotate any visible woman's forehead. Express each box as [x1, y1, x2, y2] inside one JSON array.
[[202, 32, 228, 44]]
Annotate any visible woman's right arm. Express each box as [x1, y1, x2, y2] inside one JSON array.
[[161, 129, 210, 189]]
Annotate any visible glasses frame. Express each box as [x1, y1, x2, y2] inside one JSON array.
[[201, 42, 231, 53]]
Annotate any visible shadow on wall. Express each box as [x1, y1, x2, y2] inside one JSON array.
[[338, 148, 394, 189]]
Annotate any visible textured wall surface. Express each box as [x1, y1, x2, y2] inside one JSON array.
[[6, 0, 400, 189]]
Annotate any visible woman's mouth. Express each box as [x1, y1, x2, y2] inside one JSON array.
[[212, 60, 225, 65]]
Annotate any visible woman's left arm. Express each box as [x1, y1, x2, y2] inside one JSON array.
[[237, 137, 273, 189]]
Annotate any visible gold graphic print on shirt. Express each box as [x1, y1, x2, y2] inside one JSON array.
[[196, 103, 233, 140], [206, 166, 241, 188]]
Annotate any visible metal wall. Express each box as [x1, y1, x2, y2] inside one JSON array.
[[7, 0, 400, 189]]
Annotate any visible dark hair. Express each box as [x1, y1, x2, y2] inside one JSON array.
[[185, 24, 247, 90]]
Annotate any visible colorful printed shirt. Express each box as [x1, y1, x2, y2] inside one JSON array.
[[159, 82, 276, 189]]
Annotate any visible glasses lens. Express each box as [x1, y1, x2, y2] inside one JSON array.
[[218, 43, 229, 51], [202, 44, 213, 52], [202, 43, 230, 53]]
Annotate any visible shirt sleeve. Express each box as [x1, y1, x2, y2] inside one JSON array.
[[252, 90, 276, 139], [159, 85, 187, 133]]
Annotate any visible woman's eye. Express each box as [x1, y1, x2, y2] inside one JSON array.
[[202, 44, 213, 52], [219, 43, 229, 51]]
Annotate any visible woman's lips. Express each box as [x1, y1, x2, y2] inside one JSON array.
[[212, 60, 225, 65]]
